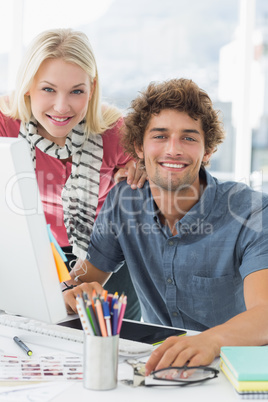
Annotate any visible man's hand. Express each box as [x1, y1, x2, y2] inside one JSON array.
[[114, 160, 147, 189], [145, 269, 268, 376], [145, 331, 220, 376], [63, 282, 105, 315]]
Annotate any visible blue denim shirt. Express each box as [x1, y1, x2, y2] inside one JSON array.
[[87, 170, 268, 331]]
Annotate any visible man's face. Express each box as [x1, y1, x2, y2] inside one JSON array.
[[135, 109, 211, 194]]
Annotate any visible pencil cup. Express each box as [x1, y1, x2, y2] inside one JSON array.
[[83, 333, 119, 390]]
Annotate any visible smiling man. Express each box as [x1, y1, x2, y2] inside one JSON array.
[[135, 108, 212, 233], [64, 78, 268, 373]]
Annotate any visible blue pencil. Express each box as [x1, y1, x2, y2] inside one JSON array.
[[102, 301, 112, 336], [112, 302, 119, 336]]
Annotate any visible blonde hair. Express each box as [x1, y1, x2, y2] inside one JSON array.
[[1, 28, 121, 135]]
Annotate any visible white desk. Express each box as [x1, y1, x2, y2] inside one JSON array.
[[0, 327, 238, 401], [53, 374, 237, 402]]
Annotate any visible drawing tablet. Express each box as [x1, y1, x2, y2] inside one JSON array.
[[120, 320, 186, 345], [59, 318, 186, 345]]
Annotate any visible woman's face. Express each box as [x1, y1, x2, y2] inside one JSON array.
[[28, 58, 93, 146]]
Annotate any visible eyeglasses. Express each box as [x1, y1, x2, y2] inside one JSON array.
[[147, 365, 219, 387], [123, 359, 219, 388]]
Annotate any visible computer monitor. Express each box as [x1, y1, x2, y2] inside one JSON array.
[[0, 137, 67, 323]]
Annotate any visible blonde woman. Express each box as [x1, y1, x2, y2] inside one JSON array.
[[0, 28, 143, 320]]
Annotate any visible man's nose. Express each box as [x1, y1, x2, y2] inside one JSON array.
[[165, 137, 183, 156]]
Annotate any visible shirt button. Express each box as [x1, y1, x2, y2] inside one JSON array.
[[62, 175, 66, 179], [172, 312, 178, 317], [47, 173, 53, 181], [167, 278, 173, 284], [168, 240, 174, 246]]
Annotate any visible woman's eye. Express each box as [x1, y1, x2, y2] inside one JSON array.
[[72, 89, 83, 94], [43, 87, 54, 93]]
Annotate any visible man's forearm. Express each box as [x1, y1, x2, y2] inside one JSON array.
[[65, 258, 111, 287], [68, 258, 87, 284], [60, 259, 84, 291], [207, 303, 268, 352], [145, 303, 268, 374]]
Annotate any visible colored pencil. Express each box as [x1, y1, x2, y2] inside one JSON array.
[[95, 299, 108, 337], [117, 295, 127, 334]]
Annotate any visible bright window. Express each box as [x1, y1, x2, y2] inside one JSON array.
[[1, 0, 267, 189]]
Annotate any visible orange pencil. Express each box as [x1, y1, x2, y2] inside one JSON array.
[[102, 289, 108, 301], [92, 289, 97, 299], [95, 299, 108, 337]]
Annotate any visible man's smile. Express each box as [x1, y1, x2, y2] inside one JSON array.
[[160, 162, 186, 169]]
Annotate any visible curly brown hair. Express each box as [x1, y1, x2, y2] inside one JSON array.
[[123, 78, 225, 167]]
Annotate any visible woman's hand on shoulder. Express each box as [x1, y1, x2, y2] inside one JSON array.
[[114, 160, 147, 189]]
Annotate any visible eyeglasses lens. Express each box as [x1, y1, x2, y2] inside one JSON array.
[[153, 367, 215, 382]]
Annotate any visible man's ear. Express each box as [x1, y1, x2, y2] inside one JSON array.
[[202, 148, 214, 164], [134, 143, 144, 160]]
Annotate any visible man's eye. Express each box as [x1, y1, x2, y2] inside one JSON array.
[[184, 137, 195, 141], [154, 135, 165, 139]]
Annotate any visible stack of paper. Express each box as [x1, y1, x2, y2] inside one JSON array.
[[0, 354, 83, 385], [220, 346, 268, 399]]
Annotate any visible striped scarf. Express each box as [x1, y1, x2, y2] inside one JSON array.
[[19, 117, 103, 259]]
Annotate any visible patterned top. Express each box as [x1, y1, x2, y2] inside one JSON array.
[[0, 112, 130, 249]]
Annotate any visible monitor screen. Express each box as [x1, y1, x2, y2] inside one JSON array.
[[0, 138, 67, 323]]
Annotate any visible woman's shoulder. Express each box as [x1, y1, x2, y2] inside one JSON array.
[[0, 111, 21, 137], [102, 116, 124, 140]]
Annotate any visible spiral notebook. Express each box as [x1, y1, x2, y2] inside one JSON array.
[[235, 390, 268, 399], [220, 346, 268, 381], [220, 346, 268, 399]]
